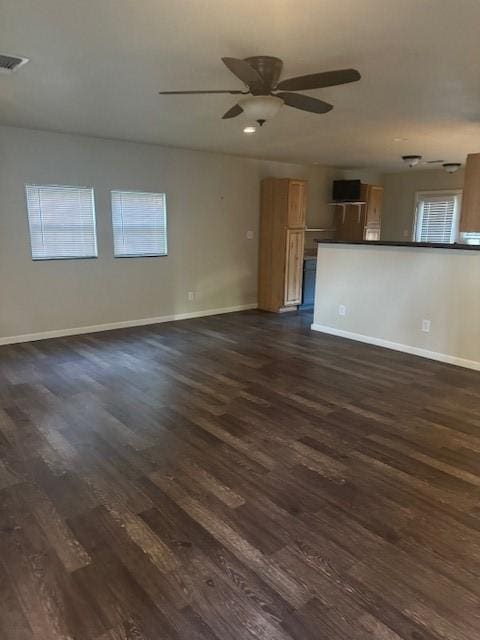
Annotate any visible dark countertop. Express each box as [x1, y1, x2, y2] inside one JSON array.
[[315, 239, 480, 251]]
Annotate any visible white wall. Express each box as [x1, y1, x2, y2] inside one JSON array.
[[381, 167, 466, 241], [312, 244, 480, 369], [0, 125, 335, 342]]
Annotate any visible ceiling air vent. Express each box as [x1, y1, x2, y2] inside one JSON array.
[[0, 53, 29, 74]]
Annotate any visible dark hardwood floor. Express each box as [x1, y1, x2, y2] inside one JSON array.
[[1, 309, 480, 639]]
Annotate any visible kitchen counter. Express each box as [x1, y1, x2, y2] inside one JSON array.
[[314, 239, 480, 251]]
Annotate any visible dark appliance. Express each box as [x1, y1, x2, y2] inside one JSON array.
[[332, 179, 361, 202], [300, 258, 317, 309]]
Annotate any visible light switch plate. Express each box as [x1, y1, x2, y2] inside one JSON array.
[[422, 319, 431, 333]]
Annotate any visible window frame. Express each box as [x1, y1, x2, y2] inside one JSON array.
[[110, 189, 168, 259], [413, 189, 463, 244], [25, 183, 98, 261]]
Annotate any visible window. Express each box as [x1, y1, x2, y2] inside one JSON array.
[[462, 232, 480, 245], [25, 184, 97, 260], [111, 190, 167, 257], [414, 191, 462, 244]]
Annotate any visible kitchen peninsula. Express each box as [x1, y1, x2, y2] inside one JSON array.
[[315, 239, 480, 250], [311, 240, 480, 370]]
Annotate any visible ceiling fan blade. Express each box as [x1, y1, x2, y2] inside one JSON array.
[[159, 89, 244, 95], [275, 92, 333, 114], [222, 103, 244, 119], [276, 68, 361, 92], [221, 57, 264, 87]]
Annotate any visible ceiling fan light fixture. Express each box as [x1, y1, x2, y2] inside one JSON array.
[[159, 56, 361, 121], [239, 95, 284, 122], [402, 155, 422, 167], [243, 125, 257, 135], [443, 162, 461, 174]]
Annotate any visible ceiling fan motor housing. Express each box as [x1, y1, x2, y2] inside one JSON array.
[[243, 56, 283, 93]]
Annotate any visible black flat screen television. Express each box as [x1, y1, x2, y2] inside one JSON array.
[[332, 179, 362, 202]]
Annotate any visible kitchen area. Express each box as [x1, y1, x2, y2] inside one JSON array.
[[257, 175, 384, 312], [258, 151, 480, 318], [256, 153, 480, 368]]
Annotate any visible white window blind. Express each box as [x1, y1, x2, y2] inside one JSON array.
[[462, 232, 480, 245], [111, 190, 168, 257], [26, 184, 97, 260], [414, 192, 461, 244]]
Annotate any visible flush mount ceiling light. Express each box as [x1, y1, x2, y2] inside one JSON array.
[[239, 95, 284, 126], [243, 125, 257, 135], [443, 162, 461, 174], [393, 137, 409, 142], [402, 155, 422, 167]]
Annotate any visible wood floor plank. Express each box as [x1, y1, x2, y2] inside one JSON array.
[[1, 309, 480, 639]]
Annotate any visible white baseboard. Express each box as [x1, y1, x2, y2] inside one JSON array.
[[310, 323, 480, 372], [0, 303, 258, 346]]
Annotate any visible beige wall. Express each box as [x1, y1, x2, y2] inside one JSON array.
[[381, 167, 465, 241], [312, 244, 480, 369], [340, 168, 384, 186], [0, 125, 335, 342]]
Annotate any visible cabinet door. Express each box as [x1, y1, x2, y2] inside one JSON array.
[[284, 229, 305, 306], [460, 153, 480, 232], [364, 225, 381, 241], [365, 186, 383, 226], [287, 180, 307, 228], [301, 259, 317, 307], [335, 204, 365, 241]]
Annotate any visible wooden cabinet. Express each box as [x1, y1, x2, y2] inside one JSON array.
[[335, 203, 365, 241], [258, 178, 307, 312], [287, 180, 307, 228], [460, 153, 480, 232], [334, 183, 383, 241], [284, 229, 305, 305], [365, 185, 383, 226], [363, 184, 383, 240]]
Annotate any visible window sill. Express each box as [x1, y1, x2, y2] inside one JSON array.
[[113, 253, 168, 259], [32, 255, 98, 261]]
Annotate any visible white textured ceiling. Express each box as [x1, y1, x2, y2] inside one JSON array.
[[1, 0, 480, 169]]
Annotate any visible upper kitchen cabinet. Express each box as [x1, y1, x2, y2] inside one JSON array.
[[365, 185, 383, 226], [334, 183, 383, 241], [286, 179, 307, 228], [460, 153, 480, 232]]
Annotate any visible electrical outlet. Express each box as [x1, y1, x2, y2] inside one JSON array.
[[246, 230, 254, 240], [338, 304, 347, 317], [187, 291, 195, 301], [422, 319, 431, 333]]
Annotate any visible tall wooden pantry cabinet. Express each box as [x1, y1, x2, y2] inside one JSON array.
[[258, 178, 307, 312]]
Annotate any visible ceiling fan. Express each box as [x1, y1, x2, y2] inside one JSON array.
[[159, 56, 361, 125]]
